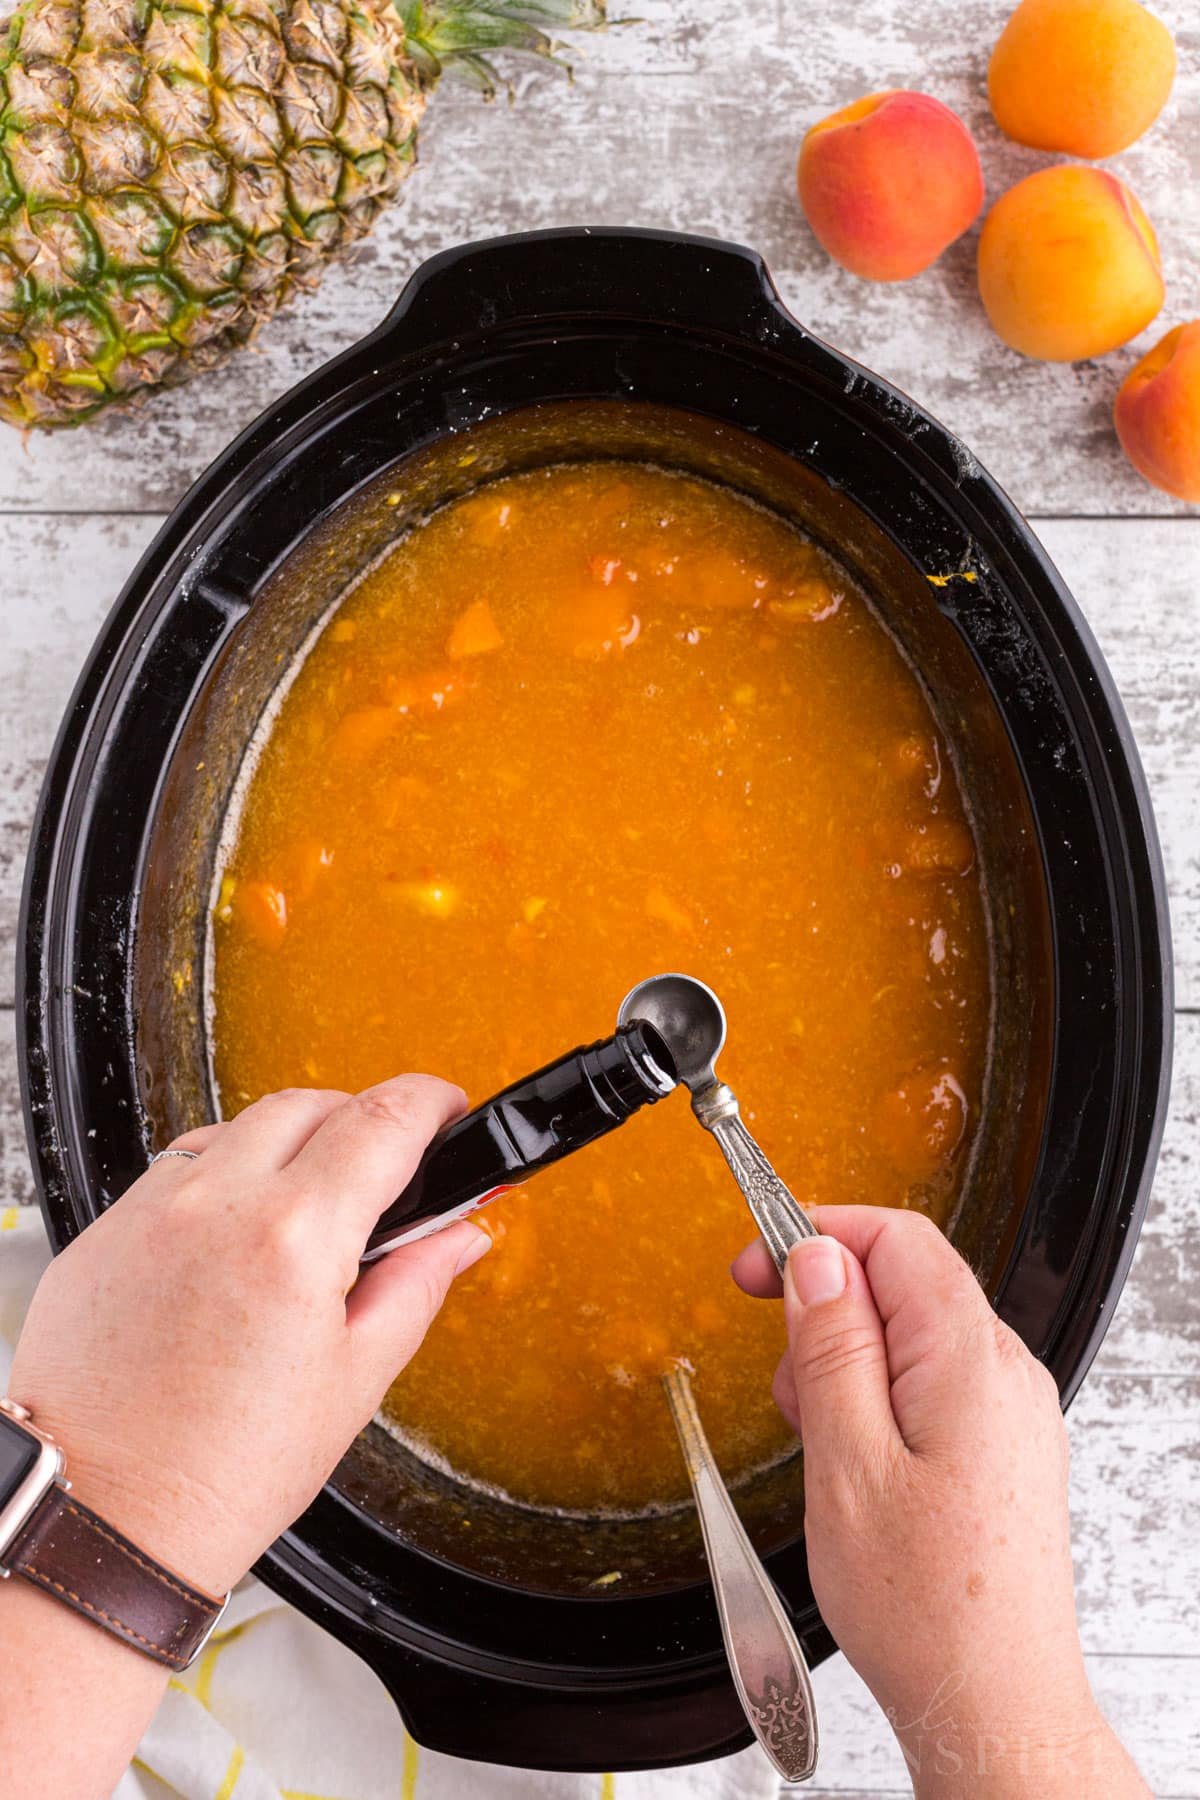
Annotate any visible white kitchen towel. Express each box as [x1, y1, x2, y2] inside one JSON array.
[[0, 1206, 777, 1800]]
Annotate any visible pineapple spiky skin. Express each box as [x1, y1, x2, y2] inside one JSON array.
[[0, 0, 602, 426], [0, 0, 426, 426]]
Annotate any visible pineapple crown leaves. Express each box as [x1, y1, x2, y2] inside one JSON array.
[[397, 1, 606, 96]]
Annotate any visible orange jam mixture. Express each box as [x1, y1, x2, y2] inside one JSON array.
[[212, 463, 990, 1512]]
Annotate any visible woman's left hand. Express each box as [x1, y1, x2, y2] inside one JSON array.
[[8, 1074, 490, 1597]]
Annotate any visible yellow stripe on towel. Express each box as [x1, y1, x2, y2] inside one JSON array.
[[402, 1728, 420, 1800], [192, 1639, 224, 1711], [601, 1777, 616, 1800], [191, 1619, 248, 1710], [214, 1744, 245, 1800]]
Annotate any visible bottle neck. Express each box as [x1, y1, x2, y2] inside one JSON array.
[[580, 1020, 677, 1118]]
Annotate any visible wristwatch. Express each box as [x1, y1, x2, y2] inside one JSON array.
[[0, 1396, 228, 1668]]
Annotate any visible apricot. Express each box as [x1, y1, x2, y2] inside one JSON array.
[[1114, 321, 1200, 502], [798, 90, 984, 282], [977, 166, 1163, 360], [989, 0, 1175, 159]]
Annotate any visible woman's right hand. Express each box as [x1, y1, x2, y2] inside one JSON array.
[[733, 1208, 1149, 1799]]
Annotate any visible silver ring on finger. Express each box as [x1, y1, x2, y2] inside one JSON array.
[[150, 1149, 201, 1165]]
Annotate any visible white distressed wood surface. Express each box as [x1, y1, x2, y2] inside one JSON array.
[[0, 0, 1196, 1792], [0, 0, 1193, 515]]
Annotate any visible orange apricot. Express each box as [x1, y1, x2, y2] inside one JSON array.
[[989, 0, 1175, 159], [977, 166, 1163, 360], [798, 90, 984, 282], [1114, 321, 1200, 502]]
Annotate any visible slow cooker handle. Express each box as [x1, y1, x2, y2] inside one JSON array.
[[357, 1638, 766, 1772], [374, 226, 801, 358]]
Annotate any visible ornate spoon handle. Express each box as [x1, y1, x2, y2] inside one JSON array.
[[663, 1364, 819, 1783], [692, 1082, 818, 1273]]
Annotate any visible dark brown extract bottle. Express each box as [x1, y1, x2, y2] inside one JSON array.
[[363, 1020, 677, 1259]]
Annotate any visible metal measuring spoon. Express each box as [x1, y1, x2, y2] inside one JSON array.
[[617, 972, 818, 1272], [663, 1362, 819, 1784]]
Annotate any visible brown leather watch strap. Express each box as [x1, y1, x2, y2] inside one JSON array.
[[9, 1486, 226, 1668]]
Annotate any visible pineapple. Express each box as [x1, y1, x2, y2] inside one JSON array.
[[0, 0, 602, 426]]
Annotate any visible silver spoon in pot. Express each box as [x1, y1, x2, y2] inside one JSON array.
[[617, 972, 818, 1270], [663, 1360, 819, 1783]]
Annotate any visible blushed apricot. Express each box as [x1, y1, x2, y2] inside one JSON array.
[[989, 0, 1175, 159], [977, 166, 1163, 360], [798, 90, 984, 282], [1114, 321, 1200, 502]]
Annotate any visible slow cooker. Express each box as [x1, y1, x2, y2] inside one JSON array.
[[19, 228, 1171, 1772]]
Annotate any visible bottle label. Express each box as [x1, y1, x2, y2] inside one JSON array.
[[371, 1185, 514, 1256]]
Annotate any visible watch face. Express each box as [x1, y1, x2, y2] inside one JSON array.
[[0, 1412, 40, 1499]]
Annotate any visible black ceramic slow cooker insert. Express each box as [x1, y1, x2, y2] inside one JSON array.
[[19, 229, 1171, 1773]]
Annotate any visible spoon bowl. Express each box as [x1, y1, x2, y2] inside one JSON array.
[[617, 972, 726, 1092]]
